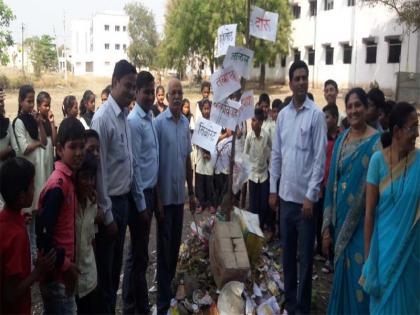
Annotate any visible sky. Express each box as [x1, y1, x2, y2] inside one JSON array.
[[5, 0, 166, 45]]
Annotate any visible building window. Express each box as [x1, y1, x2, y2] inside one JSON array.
[[115, 25, 120, 32], [343, 44, 352, 64], [309, 0, 317, 16], [387, 37, 402, 63], [294, 49, 301, 62], [104, 25, 109, 31], [85, 62, 93, 72], [115, 44, 120, 50], [123, 26, 127, 32], [123, 44, 127, 51], [105, 61, 110, 66], [348, 0, 355, 6], [104, 43, 110, 50], [307, 48, 315, 65], [325, 45, 334, 65], [364, 38, 377, 64], [324, 0, 334, 10], [292, 5, 301, 19], [281, 56, 286, 67]]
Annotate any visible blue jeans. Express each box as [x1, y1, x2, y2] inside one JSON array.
[[95, 194, 129, 314], [123, 188, 156, 314], [280, 199, 315, 315], [156, 204, 184, 315], [40, 281, 76, 315]]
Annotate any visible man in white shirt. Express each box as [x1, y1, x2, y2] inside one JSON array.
[[269, 60, 327, 315]]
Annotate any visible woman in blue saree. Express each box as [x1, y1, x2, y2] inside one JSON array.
[[322, 88, 381, 314], [362, 102, 420, 314]]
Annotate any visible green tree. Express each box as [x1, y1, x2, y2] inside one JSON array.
[[362, 0, 420, 31], [24, 35, 57, 76], [0, 0, 15, 65], [124, 2, 158, 69], [161, 0, 292, 87]]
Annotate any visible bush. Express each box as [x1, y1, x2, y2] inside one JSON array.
[[0, 74, 10, 88]]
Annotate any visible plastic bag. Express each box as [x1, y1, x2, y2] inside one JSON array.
[[232, 152, 251, 194], [217, 281, 245, 315]]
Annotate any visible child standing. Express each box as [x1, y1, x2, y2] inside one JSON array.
[[12, 85, 48, 260], [0, 157, 55, 315], [244, 108, 272, 231], [152, 85, 167, 117], [75, 152, 99, 314], [62, 95, 79, 119], [36, 91, 57, 182], [195, 100, 216, 213], [182, 98, 195, 135], [79, 90, 96, 129], [0, 88, 14, 168], [100, 85, 111, 104], [36, 117, 85, 314], [195, 81, 211, 121]]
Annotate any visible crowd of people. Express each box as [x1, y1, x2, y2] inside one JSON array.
[[0, 59, 418, 315]]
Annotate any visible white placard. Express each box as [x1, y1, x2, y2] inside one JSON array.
[[210, 66, 241, 103], [237, 90, 255, 123], [191, 117, 222, 153], [250, 5, 279, 42], [216, 24, 237, 57], [210, 99, 241, 130], [223, 46, 254, 79]]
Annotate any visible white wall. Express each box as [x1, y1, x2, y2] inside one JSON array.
[[71, 11, 129, 77], [255, 0, 419, 94]]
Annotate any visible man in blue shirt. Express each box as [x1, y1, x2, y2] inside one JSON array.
[[269, 60, 327, 315], [91, 59, 136, 314], [155, 79, 195, 315], [123, 71, 158, 315]]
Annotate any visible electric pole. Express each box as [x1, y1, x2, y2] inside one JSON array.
[[21, 23, 24, 74], [63, 11, 68, 81]]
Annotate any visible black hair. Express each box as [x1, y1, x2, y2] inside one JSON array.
[[182, 98, 190, 106], [258, 93, 270, 106], [18, 85, 35, 114], [323, 104, 339, 119], [381, 102, 416, 148], [62, 95, 77, 117], [0, 157, 35, 207], [272, 99, 283, 110], [136, 71, 155, 90], [85, 129, 99, 141], [101, 85, 111, 96], [324, 79, 338, 91], [283, 96, 293, 106], [79, 90, 95, 115], [112, 60, 136, 87], [156, 85, 165, 95], [367, 88, 385, 110], [254, 108, 265, 122], [307, 92, 314, 101], [381, 100, 395, 116], [36, 91, 51, 106], [201, 99, 211, 108], [200, 81, 211, 92], [345, 87, 368, 108], [57, 117, 85, 146], [289, 60, 309, 81]]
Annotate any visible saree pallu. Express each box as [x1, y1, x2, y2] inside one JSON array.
[[323, 130, 381, 314], [361, 149, 420, 314]]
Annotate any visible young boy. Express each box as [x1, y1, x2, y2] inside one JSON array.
[[259, 93, 276, 144], [244, 108, 272, 232], [0, 157, 55, 315], [195, 100, 216, 213], [195, 81, 211, 120], [36, 117, 86, 314]]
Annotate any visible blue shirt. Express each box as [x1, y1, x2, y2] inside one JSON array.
[[155, 108, 192, 206], [270, 97, 327, 203], [91, 94, 133, 224], [128, 103, 159, 212]]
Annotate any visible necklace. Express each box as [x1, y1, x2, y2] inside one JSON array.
[[389, 146, 408, 205]]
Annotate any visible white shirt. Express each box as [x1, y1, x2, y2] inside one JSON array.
[[245, 129, 271, 183]]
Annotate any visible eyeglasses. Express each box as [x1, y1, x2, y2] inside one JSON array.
[[402, 125, 420, 134]]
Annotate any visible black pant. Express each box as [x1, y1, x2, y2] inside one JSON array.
[[76, 289, 96, 315], [314, 191, 324, 255], [195, 173, 215, 208], [214, 173, 228, 207], [122, 188, 157, 314], [156, 204, 184, 315], [248, 179, 269, 230]]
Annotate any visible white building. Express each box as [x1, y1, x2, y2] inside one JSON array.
[[250, 1, 420, 95], [71, 11, 130, 77]]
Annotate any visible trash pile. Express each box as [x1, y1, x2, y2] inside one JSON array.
[[170, 210, 286, 315]]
